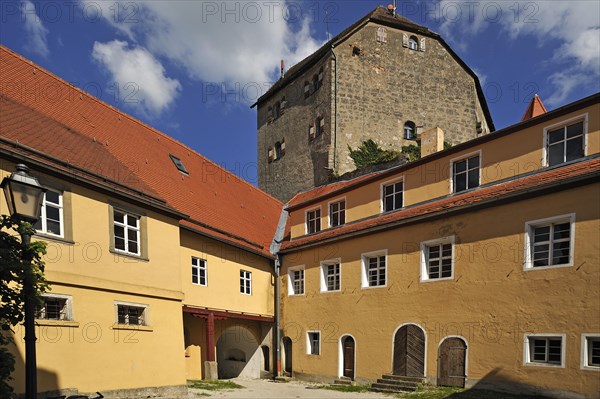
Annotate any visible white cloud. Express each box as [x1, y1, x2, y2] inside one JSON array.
[[83, 1, 324, 94], [92, 40, 181, 115], [22, 0, 49, 57], [437, 0, 600, 105]]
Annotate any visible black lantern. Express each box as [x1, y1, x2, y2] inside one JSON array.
[[1, 164, 46, 223]]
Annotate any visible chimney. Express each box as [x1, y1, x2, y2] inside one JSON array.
[[280, 59, 285, 79], [420, 127, 444, 157]]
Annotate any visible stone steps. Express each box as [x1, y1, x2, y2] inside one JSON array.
[[369, 374, 425, 393]]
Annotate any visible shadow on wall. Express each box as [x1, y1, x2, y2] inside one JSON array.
[[216, 325, 260, 379], [446, 368, 585, 399]]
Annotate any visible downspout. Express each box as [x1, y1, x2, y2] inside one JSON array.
[[269, 207, 289, 378], [331, 45, 338, 170]]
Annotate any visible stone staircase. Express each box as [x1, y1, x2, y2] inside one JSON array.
[[369, 374, 424, 393], [333, 376, 355, 386]]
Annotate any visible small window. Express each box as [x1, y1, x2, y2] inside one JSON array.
[[404, 121, 416, 140], [312, 75, 319, 93], [304, 82, 310, 98], [583, 335, 600, 369], [288, 267, 305, 296], [273, 102, 281, 119], [545, 119, 585, 167], [452, 154, 480, 193], [192, 257, 207, 286], [307, 331, 320, 355], [409, 36, 419, 50], [113, 209, 141, 256], [525, 335, 564, 367], [321, 261, 341, 292], [382, 180, 403, 212], [117, 303, 147, 326], [34, 189, 64, 237], [421, 237, 454, 281], [362, 251, 386, 288], [315, 116, 325, 137], [329, 200, 346, 227], [306, 208, 321, 234], [169, 154, 189, 174], [275, 141, 282, 160], [35, 294, 71, 321], [525, 214, 574, 269], [240, 270, 252, 295]]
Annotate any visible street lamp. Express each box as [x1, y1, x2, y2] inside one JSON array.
[[1, 164, 46, 399]]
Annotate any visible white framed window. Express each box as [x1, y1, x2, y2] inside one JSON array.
[[421, 237, 455, 282], [329, 199, 346, 227], [361, 250, 387, 288], [34, 189, 64, 237], [320, 259, 341, 292], [582, 334, 600, 370], [451, 152, 481, 193], [544, 114, 587, 167], [524, 334, 565, 368], [240, 270, 252, 295], [306, 207, 321, 234], [192, 257, 207, 286], [381, 179, 403, 212], [115, 302, 148, 326], [404, 121, 416, 140], [35, 294, 72, 321], [307, 331, 321, 355], [524, 214, 575, 270], [408, 35, 419, 50], [288, 266, 305, 296], [113, 209, 141, 256]]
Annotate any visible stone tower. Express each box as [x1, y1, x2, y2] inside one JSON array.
[[254, 6, 494, 202]]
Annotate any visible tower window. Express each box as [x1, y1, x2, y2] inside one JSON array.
[[409, 36, 418, 51], [404, 121, 416, 140]]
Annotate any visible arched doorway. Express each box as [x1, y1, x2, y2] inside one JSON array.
[[216, 325, 260, 379], [282, 336, 292, 375], [341, 336, 355, 380], [438, 337, 467, 388], [393, 324, 425, 377], [261, 345, 270, 371]]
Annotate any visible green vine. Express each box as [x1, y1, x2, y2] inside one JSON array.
[[348, 139, 400, 169]]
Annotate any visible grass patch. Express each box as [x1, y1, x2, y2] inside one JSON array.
[[188, 380, 244, 391], [395, 386, 553, 399], [318, 384, 371, 393]]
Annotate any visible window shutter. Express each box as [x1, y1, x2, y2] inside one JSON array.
[[281, 140, 286, 155], [420, 38, 426, 52], [309, 125, 316, 140], [320, 117, 325, 130], [268, 147, 274, 162], [402, 33, 408, 47], [304, 83, 310, 98], [281, 99, 287, 114], [377, 27, 387, 43], [318, 70, 324, 87]]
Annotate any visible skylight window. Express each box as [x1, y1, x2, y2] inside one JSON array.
[[169, 154, 189, 174]]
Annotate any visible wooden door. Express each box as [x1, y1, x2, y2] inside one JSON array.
[[393, 325, 425, 377], [282, 337, 292, 374], [342, 336, 355, 379], [438, 337, 466, 387]]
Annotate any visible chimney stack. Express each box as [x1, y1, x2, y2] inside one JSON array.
[[280, 60, 285, 79], [420, 127, 445, 158]]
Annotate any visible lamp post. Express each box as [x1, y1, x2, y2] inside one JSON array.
[[1, 164, 46, 399]]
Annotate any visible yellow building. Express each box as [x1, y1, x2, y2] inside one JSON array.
[[0, 45, 282, 397], [278, 94, 600, 398]]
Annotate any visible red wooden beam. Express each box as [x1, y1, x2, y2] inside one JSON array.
[[183, 305, 274, 323]]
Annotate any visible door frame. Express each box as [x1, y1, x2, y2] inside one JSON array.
[[390, 323, 428, 376], [338, 334, 357, 380], [437, 335, 468, 387]]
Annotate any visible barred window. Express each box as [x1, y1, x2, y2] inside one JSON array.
[[117, 304, 147, 326]]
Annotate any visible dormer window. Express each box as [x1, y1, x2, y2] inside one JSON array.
[[404, 121, 416, 140], [409, 36, 418, 51]]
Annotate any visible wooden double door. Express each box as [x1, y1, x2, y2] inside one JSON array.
[[393, 324, 425, 377]]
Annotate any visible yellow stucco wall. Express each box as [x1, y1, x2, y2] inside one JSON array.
[[290, 105, 600, 238], [281, 184, 600, 397], [1, 163, 187, 394]]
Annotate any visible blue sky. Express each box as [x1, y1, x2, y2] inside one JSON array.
[[2, 0, 599, 184]]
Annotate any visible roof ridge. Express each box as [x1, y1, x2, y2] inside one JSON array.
[[0, 44, 282, 206]]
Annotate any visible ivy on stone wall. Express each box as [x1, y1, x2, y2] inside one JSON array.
[[348, 139, 400, 169]]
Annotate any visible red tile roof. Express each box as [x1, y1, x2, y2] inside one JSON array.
[[280, 157, 600, 252], [0, 45, 282, 257], [521, 94, 548, 121]]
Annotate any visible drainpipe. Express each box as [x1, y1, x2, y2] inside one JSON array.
[[331, 45, 338, 171]]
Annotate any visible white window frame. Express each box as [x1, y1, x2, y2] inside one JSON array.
[[320, 258, 342, 293], [420, 236, 455, 282], [524, 334, 565, 368], [114, 301, 149, 326], [361, 250, 387, 289], [288, 265, 305, 296], [305, 206, 322, 235], [449, 150, 482, 194], [191, 257, 207, 286], [523, 213, 575, 270], [240, 270, 252, 295], [380, 177, 404, 213], [328, 197, 346, 228], [35, 293, 73, 321], [307, 331, 321, 355], [542, 113, 588, 167], [35, 189, 64, 238], [581, 334, 600, 370], [408, 35, 419, 50], [113, 209, 141, 256]]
